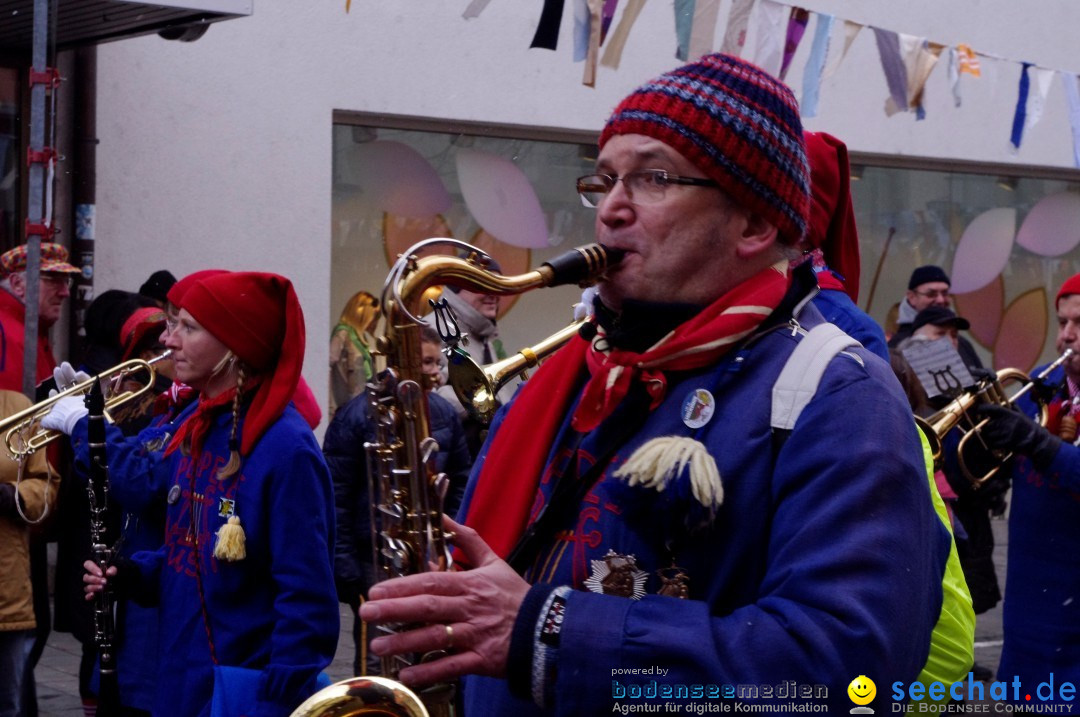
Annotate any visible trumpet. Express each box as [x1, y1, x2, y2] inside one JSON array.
[[916, 349, 1073, 486], [446, 321, 583, 424], [0, 351, 172, 459]]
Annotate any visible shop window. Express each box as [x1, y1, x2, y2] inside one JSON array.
[[853, 166, 1080, 372], [330, 121, 600, 396]]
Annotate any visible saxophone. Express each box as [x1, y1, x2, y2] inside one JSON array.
[[291, 240, 623, 717]]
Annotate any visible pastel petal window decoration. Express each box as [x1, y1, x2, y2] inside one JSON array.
[[952, 275, 1003, 351], [1015, 192, 1080, 257], [991, 287, 1048, 373], [456, 148, 550, 249], [343, 140, 452, 217], [949, 208, 1016, 295]]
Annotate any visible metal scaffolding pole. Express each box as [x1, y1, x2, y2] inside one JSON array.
[[22, 0, 52, 398]]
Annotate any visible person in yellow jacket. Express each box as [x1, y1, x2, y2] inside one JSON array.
[[0, 389, 57, 717]]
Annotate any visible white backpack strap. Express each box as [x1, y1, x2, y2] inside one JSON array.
[[771, 323, 861, 431]]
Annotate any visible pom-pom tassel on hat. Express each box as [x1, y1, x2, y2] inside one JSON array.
[[613, 436, 724, 516], [214, 516, 246, 561]]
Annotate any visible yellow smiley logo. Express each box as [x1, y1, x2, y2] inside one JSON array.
[[847, 675, 876, 706]]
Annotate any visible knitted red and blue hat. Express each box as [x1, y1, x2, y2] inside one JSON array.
[[600, 53, 810, 246]]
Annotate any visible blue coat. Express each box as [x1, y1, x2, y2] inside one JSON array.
[[457, 304, 950, 715], [128, 404, 338, 717], [997, 363, 1080, 695], [323, 388, 471, 604]]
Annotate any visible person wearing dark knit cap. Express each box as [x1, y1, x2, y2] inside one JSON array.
[[361, 53, 948, 715], [137, 269, 178, 307], [799, 131, 889, 362], [888, 265, 985, 371], [79, 271, 337, 717], [970, 272, 1080, 698]]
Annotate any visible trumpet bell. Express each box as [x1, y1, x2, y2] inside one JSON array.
[[915, 354, 1071, 488]]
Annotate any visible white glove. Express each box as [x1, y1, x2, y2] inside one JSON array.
[[53, 361, 91, 391], [41, 395, 89, 435], [573, 286, 598, 322]]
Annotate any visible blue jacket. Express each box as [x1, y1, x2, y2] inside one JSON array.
[[323, 388, 471, 604], [457, 302, 950, 715], [812, 287, 890, 363], [70, 398, 199, 711], [127, 404, 338, 717], [997, 363, 1080, 694]]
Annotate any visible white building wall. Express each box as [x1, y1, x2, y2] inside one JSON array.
[[94, 1, 1080, 425]]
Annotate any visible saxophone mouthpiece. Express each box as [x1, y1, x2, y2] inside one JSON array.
[[541, 243, 625, 287]]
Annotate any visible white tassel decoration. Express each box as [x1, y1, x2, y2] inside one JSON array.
[[613, 436, 724, 511]]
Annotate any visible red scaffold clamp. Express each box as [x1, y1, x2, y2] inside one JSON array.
[[24, 220, 57, 241], [28, 67, 61, 90], [26, 148, 58, 166]]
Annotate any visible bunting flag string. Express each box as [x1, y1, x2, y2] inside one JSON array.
[[518, 0, 1080, 164], [750, 0, 787, 77], [462, 0, 493, 20], [583, 0, 605, 87], [718, 0, 754, 56], [874, 28, 909, 116], [800, 12, 833, 118], [530, 0, 566, 50], [780, 7, 810, 80], [600, 0, 620, 45], [688, 0, 722, 62], [600, 0, 646, 69], [1025, 67, 1055, 134], [822, 20, 863, 79], [1061, 72, 1080, 168], [1010, 62, 1033, 151], [572, 0, 590, 61], [674, 0, 696, 62]]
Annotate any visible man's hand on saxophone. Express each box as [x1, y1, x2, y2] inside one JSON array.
[[359, 514, 529, 687]]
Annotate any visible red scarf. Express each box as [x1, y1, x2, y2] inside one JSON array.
[[461, 262, 790, 560], [163, 376, 262, 459]]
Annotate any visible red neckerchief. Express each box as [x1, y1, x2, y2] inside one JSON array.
[[573, 261, 790, 433], [163, 388, 236, 459], [163, 376, 262, 459], [460, 261, 790, 560]]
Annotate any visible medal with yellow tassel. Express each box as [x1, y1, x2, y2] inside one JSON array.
[[213, 497, 246, 562]]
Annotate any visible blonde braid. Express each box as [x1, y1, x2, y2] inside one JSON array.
[[216, 365, 244, 480]]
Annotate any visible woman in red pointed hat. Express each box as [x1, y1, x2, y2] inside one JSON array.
[[83, 271, 337, 717]]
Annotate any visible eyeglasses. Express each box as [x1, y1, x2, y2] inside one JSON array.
[[41, 275, 73, 289], [913, 289, 950, 300], [576, 169, 719, 208]]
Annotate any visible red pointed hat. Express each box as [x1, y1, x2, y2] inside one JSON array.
[[166, 269, 229, 307], [804, 131, 861, 301], [178, 271, 306, 455]]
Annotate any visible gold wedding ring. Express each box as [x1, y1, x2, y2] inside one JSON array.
[[445, 624, 454, 650]]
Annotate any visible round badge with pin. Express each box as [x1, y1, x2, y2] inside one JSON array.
[[167, 484, 181, 505], [681, 388, 715, 429]]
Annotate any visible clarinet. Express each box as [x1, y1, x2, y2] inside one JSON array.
[[86, 379, 121, 711]]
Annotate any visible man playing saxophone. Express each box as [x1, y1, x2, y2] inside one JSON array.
[[973, 273, 1080, 700], [361, 53, 951, 715]]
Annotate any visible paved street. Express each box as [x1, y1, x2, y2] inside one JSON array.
[[32, 518, 1010, 715]]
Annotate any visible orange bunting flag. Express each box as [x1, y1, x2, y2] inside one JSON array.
[[955, 44, 981, 77]]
